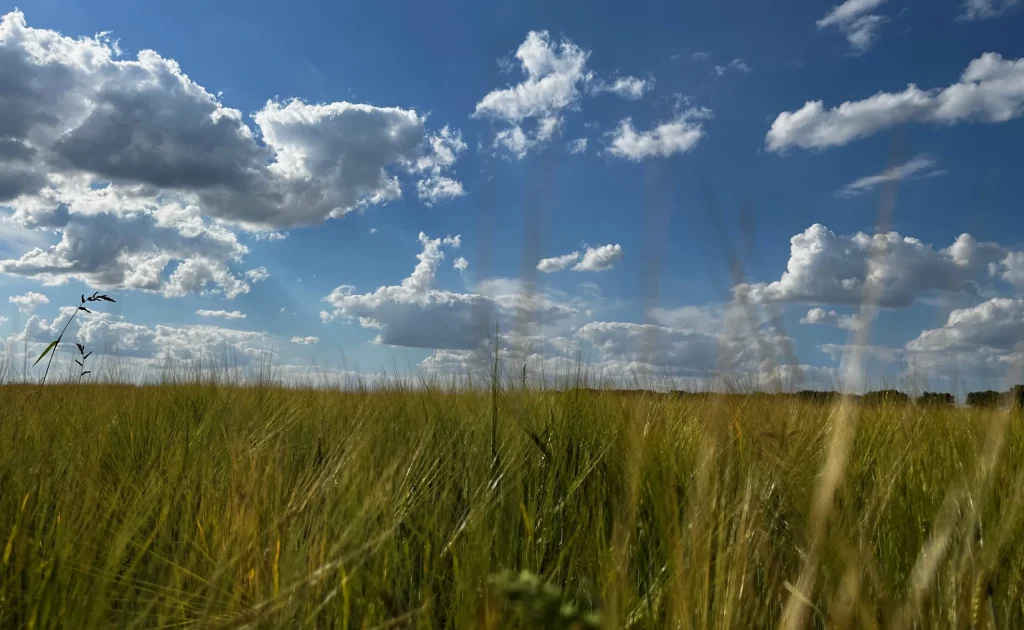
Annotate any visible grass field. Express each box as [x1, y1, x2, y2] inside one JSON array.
[[1, 379, 1023, 629]]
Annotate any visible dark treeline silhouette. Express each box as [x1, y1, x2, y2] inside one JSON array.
[[966, 385, 1024, 408], [917, 392, 955, 406], [571, 386, 1024, 408], [860, 389, 910, 405]]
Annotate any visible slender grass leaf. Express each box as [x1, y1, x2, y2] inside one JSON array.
[[33, 340, 58, 366]]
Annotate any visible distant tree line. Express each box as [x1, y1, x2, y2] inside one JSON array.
[[966, 385, 1024, 408], [580, 386, 1024, 408]]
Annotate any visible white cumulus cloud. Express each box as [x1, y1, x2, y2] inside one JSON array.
[[573, 244, 623, 272], [590, 76, 653, 99], [817, 0, 888, 53], [766, 52, 1024, 152], [8, 291, 49, 313], [245, 266, 270, 283], [0, 11, 466, 296], [537, 251, 581, 273], [473, 31, 591, 158], [905, 298, 1024, 381], [291, 336, 319, 345], [799, 307, 865, 331], [737, 223, 1024, 308], [322, 232, 577, 349], [607, 109, 711, 160]]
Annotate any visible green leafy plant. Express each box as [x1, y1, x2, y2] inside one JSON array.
[[33, 291, 115, 386], [489, 570, 602, 629]]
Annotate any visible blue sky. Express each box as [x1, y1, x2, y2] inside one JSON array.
[[1, 0, 1024, 392]]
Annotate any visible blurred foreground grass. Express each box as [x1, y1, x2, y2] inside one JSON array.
[[1, 381, 1022, 628]]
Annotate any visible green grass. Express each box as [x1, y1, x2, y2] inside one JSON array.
[[1, 381, 1022, 628]]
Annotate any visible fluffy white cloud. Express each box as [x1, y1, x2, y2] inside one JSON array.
[[196, 309, 246, 319], [453, 256, 468, 272], [0, 11, 465, 295], [838, 154, 945, 196], [737, 223, 1024, 308], [291, 336, 319, 345], [0, 202, 251, 297], [800, 307, 864, 331], [606, 109, 711, 160], [322, 232, 578, 350], [566, 138, 588, 155], [8, 291, 48, 313], [590, 76, 653, 99], [245, 267, 270, 283], [475, 31, 591, 122], [414, 126, 467, 205], [474, 31, 591, 157], [537, 251, 581, 273], [17, 307, 271, 369], [905, 298, 1024, 381], [476, 31, 686, 158], [817, 0, 888, 53], [535, 244, 622, 273], [766, 53, 1024, 151], [958, 0, 1020, 20], [573, 244, 623, 272]]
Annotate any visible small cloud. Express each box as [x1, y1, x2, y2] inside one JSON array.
[[291, 336, 319, 345], [453, 256, 469, 272], [358, 317, 383, 329], [714, 58, 752, 75], [245, 266, 270, 283], [573, 244, 623, 272], [590, 76, 654, 100], [957, 0, 1020, 21], [537, 251, 581, 273], [729, 58, 751, 72], [196, 309, 247, 319], [837, 154, 944, 197], [370, 228, 378, 234], [816, 0, 889, 54], [253, 231, 288, 242], [691, 52, 710, 61], [8, 291, 49, 314], [606, 108, 711, 160], [566, 138, 588, 155]]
